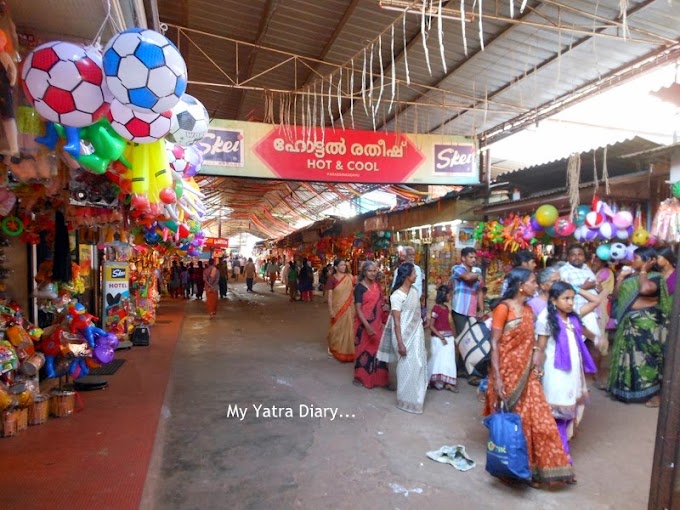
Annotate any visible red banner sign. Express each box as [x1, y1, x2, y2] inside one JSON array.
[[204, 238, 230, 249], [199, 120, 479, 185], [252, 127, 426, 183]]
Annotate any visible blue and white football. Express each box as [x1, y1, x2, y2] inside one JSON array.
[[102, 28, 187, 114]]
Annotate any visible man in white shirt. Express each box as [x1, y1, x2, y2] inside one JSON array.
[[392, 246, 423, 298], [559, 244, 598, 312]]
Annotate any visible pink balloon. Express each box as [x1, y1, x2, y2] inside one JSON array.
[[554, 216, 576, 237], [612, 211, 633, 229]]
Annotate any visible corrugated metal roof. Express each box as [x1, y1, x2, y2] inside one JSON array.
[[155, 0, 680, 141], [497, 136, 661, 194]]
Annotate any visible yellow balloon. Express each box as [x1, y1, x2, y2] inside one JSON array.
[[535, 205, 559, 228], [632, 228, 649, 247]]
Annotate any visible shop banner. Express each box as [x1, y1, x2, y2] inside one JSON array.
[[102, 262, 130, 334], [197, 119, 478, 185], [205, 237, 230, 249]]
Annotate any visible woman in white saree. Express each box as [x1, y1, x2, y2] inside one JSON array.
[[377, 263, 428, 414]]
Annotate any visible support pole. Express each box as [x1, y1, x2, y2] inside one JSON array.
[[649, 244, 680, 509]]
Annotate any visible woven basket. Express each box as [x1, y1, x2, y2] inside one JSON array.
[[0, 409, 19, 437], [28, 395, 49, 426], [15, 407, 27, 432], [49, 390, 75, 418]]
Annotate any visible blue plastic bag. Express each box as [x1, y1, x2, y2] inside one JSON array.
[[483, 408, 531, 480]]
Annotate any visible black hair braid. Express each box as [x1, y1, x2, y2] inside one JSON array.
[[546, 281, 586, 338], [546, 300, 561, 339]]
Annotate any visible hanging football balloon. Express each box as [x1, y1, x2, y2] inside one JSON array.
[[610, 242, 627, 261], [22, 41, 110, 127], [102, 28, 187, 114], [167, 94, 210, 146], [107, 99, 171, 143]]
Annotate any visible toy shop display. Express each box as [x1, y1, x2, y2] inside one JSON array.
[[473, 195, 652, 268], [0, 293, 117, 436]]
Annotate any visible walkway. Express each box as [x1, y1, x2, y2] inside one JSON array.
[[0, 278, 659, 509]]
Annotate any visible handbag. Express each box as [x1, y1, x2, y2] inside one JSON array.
[[455, 317, 491, 378], [482, 403, 531, 480]]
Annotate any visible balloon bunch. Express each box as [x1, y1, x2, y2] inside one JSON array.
[[37, 302, 119, 379], [573, 199, 642, 243], [20, 29, 211, 250], [37, 118, 129, 174]]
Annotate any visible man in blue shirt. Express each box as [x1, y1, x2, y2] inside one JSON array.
[[449, 247, 484, 336]]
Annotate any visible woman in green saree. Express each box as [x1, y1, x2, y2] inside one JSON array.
[[608, 247, 671, 405]]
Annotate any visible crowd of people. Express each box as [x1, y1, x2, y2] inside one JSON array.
[[161, 241, 675, 488], [320, 243, 675, 488]]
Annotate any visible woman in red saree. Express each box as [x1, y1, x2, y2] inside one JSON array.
[[484, 268, 575, 485], [326, 259, 355, 362], [353, 261, 389, 388]]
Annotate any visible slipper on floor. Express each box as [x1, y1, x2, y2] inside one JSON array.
[[426, 445, 476, 472]]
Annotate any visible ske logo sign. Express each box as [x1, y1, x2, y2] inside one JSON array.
[[111, 268, 127, 279]]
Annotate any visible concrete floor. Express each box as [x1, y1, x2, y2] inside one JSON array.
[[142, 280, 658, 510]]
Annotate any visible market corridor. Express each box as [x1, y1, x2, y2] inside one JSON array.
[[141, 281, 658, 510]]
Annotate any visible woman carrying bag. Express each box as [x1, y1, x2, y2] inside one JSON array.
[[484, 268, 575, 486]]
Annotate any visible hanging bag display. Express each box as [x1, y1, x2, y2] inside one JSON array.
[[482, 402, 531, 480], [455, 317, 491, 377]]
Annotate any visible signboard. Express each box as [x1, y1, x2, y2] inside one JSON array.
[[197, 119, 478, 185], [455, 223, 477, 249], [102, 262, 130, 334], [205, 237, 230, 249]]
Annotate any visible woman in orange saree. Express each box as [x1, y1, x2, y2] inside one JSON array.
[[484, 268, 575, 485], [326, 259, 355, 362]]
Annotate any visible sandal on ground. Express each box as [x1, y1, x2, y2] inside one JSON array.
[[565, 478, 578, 485], [645, 396, 661, 408], [467, 376, 481, 386], [444, 384, 459, 393]]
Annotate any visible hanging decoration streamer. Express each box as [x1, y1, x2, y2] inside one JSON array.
[[619, 0, 630, 40], [478, 0, 485, 50], [389, 25, 396, 113], [437, 0, 447, 73], [567, 152, 582, 220], [421, 0, 433, 75], [403, 14, 411, 85], [602, 145, 610, 195], [350, 59, 356, 128], [337, 67, 345, 130], [461, 0, 468, 56]]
